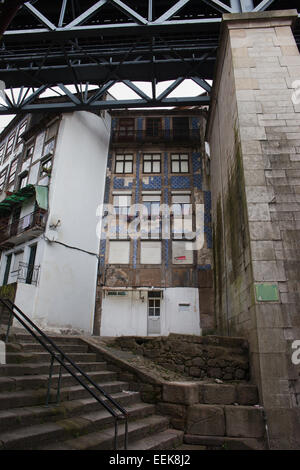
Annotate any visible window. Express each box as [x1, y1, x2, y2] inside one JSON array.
[[16, 120, 27, 145], [18, 171, 28, 190], [5, 132, 16, 159], [7, 157, 19, 188], [113, 194, 131, 215], [108, 241, 130, 264], [0, 143, 5, 164], [148, 291, 161, 317], [0, 167, 8, 192], [118, 118, 134, 140], [43, 138, 55, 157], [24, 142, 34, 162], [171, 194, 193, 239], [146, 118, 161, 138], [11, 251, 24, 279], [40, 157, 52, 177], [142, 194, 161, 239], [45, 121, 59, 142], [172, 241, 194, 265], [171, 154, 189, 173], [140, 241, 161, 264], [143, 154, 161, 173], [172, 117, 189, 139], [26, 243, 37, 284], [115, 154, 133, 174], [3, 253, 12, 285]]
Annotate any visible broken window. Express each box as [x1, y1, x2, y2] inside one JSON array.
[[16, 119, 28, 145], [5, 132, 16, 160], [0, 167, 8, 192], [7, 157, 19, 188]]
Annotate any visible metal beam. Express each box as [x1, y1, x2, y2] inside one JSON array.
[[23, 2, 57, 31], [0, 95, 210, 115], [64, 0, 108, 29], [154, 0, 191, 24], [253, 0, 275, 13], [201, 0, 233, 14], [109, 0, 148, 25]]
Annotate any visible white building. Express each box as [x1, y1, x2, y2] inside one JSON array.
[[0, 108, 111, 333]]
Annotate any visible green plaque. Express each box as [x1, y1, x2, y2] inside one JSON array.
[[255, 284, 279, 302]]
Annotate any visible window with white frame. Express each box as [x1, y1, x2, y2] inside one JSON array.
[[0, 167, 8, 192], [0, 143, 5, 164], [115, 154, 133, 174], [171, 154, 189, 173], [5, 132, 15, 160], [143, 154, 161, 173], [16, 120, 28, 145], [7, 157, 19, 188]]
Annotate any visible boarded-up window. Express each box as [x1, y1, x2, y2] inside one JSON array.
[[108, 241, 130, 264], [140, 241, 161, 264], [171, 194, 192, 238], [172, 241, 194, 265]]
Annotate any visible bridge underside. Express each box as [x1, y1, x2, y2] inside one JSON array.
[[0, 0, 299, 114]]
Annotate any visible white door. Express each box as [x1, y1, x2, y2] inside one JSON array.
[[147, 292, 161, 335]]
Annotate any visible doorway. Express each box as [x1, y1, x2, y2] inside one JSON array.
[[147, 291, 161, 335]]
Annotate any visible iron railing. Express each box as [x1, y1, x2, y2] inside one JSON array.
[[0, 298, 128, 450], [0, 209, 47, 243], [111, 128, 201, 143]]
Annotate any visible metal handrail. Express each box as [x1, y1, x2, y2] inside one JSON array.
[[0, 298, 128, 450]]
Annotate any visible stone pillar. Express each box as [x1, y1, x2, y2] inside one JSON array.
[[206, 9, 300, 449]]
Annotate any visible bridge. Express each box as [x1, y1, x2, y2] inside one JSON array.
[[0, 0, 299, 114]]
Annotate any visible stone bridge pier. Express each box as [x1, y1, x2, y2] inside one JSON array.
[[206, 9, 300, 449]]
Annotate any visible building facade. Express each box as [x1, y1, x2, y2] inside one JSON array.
[[0, 107, 111, 333], [96, 109, 214, 337]]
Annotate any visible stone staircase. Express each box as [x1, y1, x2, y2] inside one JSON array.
[[0, 332, 183, 450]]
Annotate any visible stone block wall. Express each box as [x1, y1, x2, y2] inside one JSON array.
[[206, 10, 300, 449], [110, 334, 250, 381]]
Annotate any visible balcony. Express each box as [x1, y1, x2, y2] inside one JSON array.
[[111, 128, 201, 144], [0, 209, 47, 246], [11, 262, 40, 286]]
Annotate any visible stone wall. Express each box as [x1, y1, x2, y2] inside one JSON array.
[[206, 10, 300, 449], [109, 333, 250, 381]]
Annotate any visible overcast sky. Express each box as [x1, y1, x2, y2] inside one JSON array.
[[0, 79, 210, 133]]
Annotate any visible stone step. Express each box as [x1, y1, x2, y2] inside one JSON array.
[[0, 402, 158, 450], [38, 415, 171, 450], [183, 434, 266, 450], [0, 380, 130, 410], [0, 391, 142, 433], [0, 369, 119, 392], [1, 333, 85, 346], [128, 429, 183, 450], [6, 342, 89, 354], [5, 351, 98, 364], [0, 360, 107, 377]]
